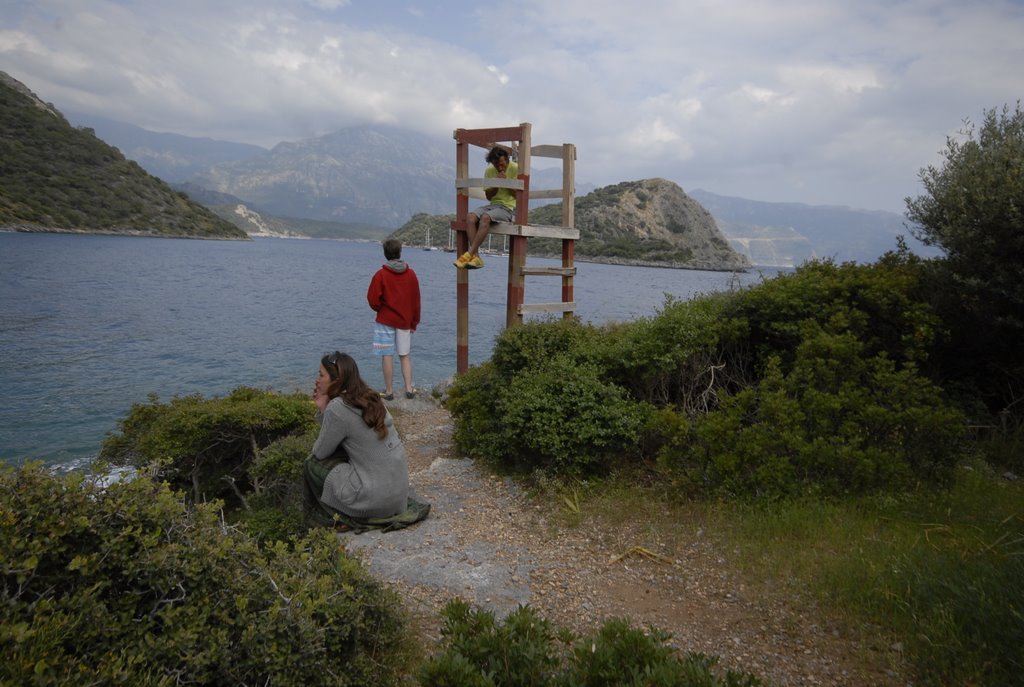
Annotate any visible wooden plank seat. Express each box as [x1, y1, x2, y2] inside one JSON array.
[[518, 302, 577, 315], [465, 221, 579, 240]]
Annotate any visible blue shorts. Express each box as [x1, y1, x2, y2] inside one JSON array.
[[373, 323, 411, 357]]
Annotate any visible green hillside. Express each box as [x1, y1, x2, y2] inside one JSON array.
[[0, 73, 246, 239]]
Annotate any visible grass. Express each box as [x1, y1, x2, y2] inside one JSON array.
[[712, 465, 1023, 686], [529, 462, 1024, 687]]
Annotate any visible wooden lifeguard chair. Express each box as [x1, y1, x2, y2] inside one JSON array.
[[452, 122, 579, 374]]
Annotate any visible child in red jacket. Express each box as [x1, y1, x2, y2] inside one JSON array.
[[367, 238, 421, 400]]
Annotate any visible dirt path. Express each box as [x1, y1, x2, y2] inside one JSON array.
[[340, 398, 905, 686]]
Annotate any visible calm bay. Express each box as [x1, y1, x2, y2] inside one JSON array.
[[1, 232, 781, 470]]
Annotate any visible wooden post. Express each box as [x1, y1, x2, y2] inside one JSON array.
[[561, 143, 576, 320], [506, 123, 531, 328], [454, 133, 470, 373]]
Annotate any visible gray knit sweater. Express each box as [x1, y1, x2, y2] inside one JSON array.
[[311, 397, 409, 518]]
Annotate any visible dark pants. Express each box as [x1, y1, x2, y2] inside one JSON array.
[[302, 452, 361, 529]]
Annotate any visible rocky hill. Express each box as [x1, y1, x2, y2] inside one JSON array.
[[391, 179, 750, 271], [0, 72, 246, 240]]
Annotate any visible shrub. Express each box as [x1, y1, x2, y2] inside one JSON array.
[[0, 463, 409, 686], [99, 386, 316, 506], [418, 600, 560, 687], [721, 256, 940, 373], [500, 355, 648, 473], [450, 353, 647, 474], [591, 294, 750, 410], [490, 318, 597, 376], [447, 362, 511, 463], [670, 329, 966, 496], [450, 255, 969, 491], [236, 431, 316, 542], [452, 320, 649, 473], [562, 618, 762, 687], [418, 600, 763, 687]]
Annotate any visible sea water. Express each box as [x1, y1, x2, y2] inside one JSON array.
[[0, 232, 781, 470]]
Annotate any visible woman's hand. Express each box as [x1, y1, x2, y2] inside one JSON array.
[[314, 385, 329, 412], [313, 374, 329, 412]]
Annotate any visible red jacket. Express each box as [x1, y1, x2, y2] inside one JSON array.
[[367, 261, 420, 331]]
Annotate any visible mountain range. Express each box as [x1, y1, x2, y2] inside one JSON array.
[[689, 189, 938, 265], [17, 70, 935, 267], [66, 112, 932, 267]]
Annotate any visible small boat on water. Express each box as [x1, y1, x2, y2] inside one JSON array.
[[423, 226, 439, 251], [442, 227, 457, 252], [481, 234, 509, 256]]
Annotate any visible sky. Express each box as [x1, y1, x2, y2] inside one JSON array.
[[2, 0, 1023, 213]]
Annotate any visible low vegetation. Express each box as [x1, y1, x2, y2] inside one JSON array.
[[420, 600, 763, 686], [0, 462, 412, 686]]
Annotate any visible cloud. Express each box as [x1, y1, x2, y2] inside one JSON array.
[[486, 65, 509, 85], [2, 0, 1022, 212]]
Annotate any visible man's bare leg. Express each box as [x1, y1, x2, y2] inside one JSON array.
[[381, 355, 394, 396], [400, 354, 413, 395], [469, 214, 492, 255]]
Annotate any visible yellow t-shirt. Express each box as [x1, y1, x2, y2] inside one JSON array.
[[485, 160, 518, 211]]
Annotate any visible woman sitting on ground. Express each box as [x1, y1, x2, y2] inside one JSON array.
[[303, 351, 411, 530]]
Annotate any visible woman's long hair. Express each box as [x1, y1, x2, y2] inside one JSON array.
[[321, 352, 387, 439]]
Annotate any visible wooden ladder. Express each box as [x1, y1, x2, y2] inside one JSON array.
[[452, 122, 579, 373]]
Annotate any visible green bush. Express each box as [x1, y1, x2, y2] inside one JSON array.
[[0, 463, 409, 686], [418, 600, 763, 687], [451, 318, 661, 473], [501, 355, 648, 473], [450, 256, 970, 488], [99, 386, 316, 506], [447, 362, 511, 464], [591, 295, 749, 409], [721, 255, 940, 373], [237, 431, 317, 542], [490, 318, 597, 376], [419, 601, 560, 687], [450, 352, 646, 474], [669, 329, 966, 496]]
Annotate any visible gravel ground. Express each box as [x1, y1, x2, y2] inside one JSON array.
[[339, 396, 909, 686]]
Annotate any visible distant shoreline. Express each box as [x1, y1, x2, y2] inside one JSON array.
[[1, 225, 250, 241], [0, 228, 756, 269]]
